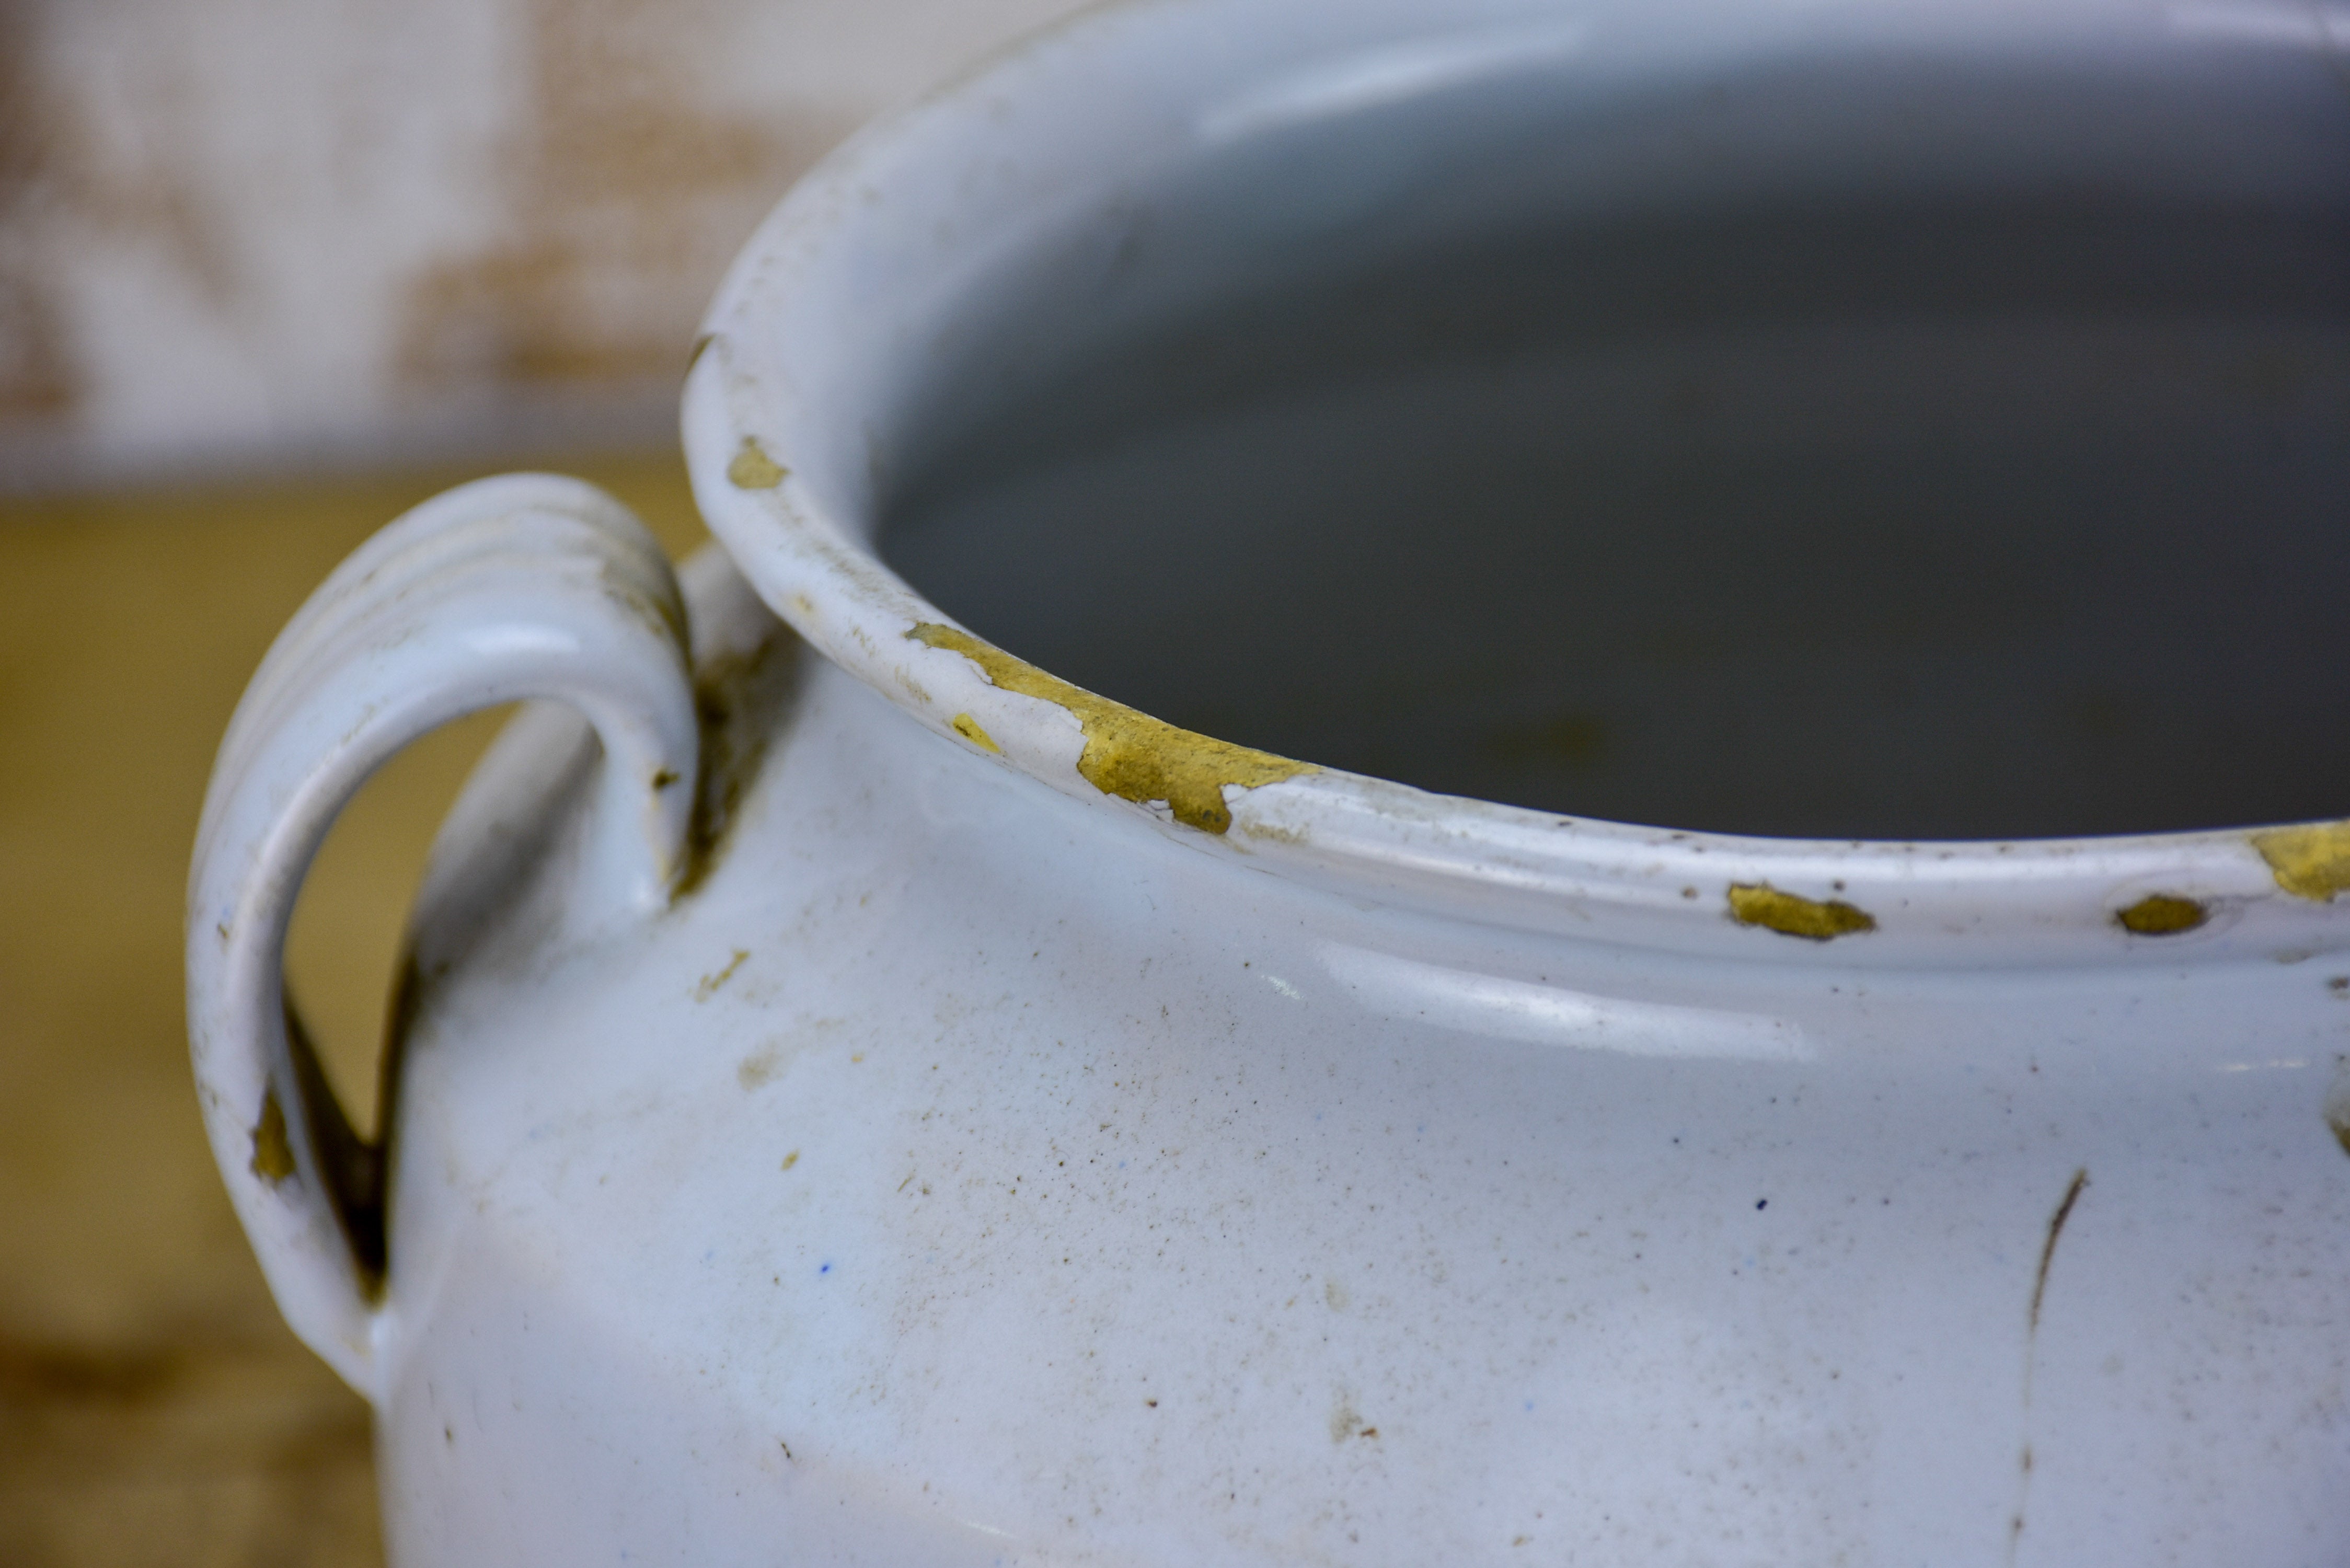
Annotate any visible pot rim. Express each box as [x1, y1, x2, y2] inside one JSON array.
[[680, 0, 2350, 968]]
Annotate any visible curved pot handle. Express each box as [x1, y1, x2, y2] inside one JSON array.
[[186, 474, 698, 1398]]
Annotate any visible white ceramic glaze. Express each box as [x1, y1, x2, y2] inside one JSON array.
[[192, 0, 2350, 1562]]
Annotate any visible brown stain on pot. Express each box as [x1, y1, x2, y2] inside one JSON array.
[[2011, 1167, 2089, 1561], [738, 1047, 782, 1091], [2116, 893, 2208, 936], [950, 712, 1001, 754], [907, 622, 1312, 834], [2029, 1168, 2089, 1334], [1726, 882, 1876, 941], [727, 436, 786, 491], [2251, 820, 2350, 901], [696, 948, 748, 1001], [248, 1089, 296, 1185]]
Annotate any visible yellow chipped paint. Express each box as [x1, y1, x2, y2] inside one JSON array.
[[726, 436, 787, 490], [908, 623, 1311, 833], [2116, 893, 2208, 936], [951, 712, 1001, 753], [1727, 882, 1877, 941], [250, 1088, 296, 1185], [2251, 820, 2350, 901]]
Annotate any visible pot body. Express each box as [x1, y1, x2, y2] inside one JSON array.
[[185, 0, 2350, 1561], [364, 585, 2350, 1567], [374, 585, 2350, 1566]]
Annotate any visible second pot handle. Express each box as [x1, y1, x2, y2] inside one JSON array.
[[186, 474, 698, 1399]]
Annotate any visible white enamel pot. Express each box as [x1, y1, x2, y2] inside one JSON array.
[[190, 0, 2350, 1561]]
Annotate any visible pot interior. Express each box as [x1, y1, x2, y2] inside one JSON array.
[[876, 32, 2350, 841]]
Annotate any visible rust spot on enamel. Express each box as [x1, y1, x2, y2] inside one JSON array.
[[950, 712, 1001, 753], [725, 435, 787, 490], [2251, 820, 2350, 901], [908, 623, 1311, 834], [2116, 893, 2207, 936], [249, 1089, 296, 1185], [1726, 882, 1876, 941]]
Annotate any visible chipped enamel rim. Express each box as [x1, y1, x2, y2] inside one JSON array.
[[682, 0, 2350, 968]]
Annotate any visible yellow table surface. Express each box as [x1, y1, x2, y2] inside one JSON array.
[[0, 453, 708, 1565]]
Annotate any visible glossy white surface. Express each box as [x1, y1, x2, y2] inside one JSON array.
[[189, 0, 2350, 1561], [364, 573, 2350, 1563]]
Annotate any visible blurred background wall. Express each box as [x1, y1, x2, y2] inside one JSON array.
[[0, 0, 1093, 491]]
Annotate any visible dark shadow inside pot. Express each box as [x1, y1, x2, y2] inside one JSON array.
[[877, 37, 2350, 840]]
